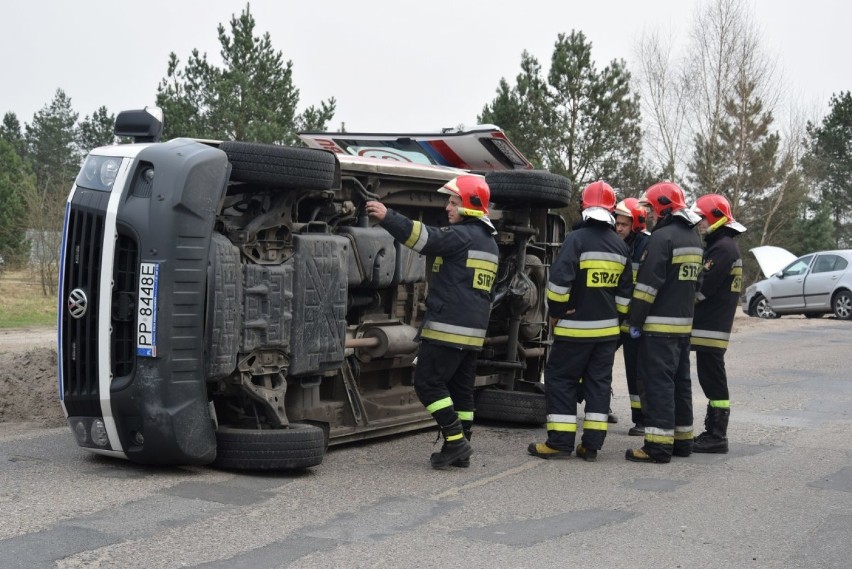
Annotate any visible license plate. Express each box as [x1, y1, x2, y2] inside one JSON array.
[[137, 262, 159, 357]]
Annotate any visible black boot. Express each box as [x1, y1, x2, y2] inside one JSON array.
[[694, 404, 713, 444], [431, 419, 473, 469], [445, 427, 473, 468], [693, 407, 729, 453]]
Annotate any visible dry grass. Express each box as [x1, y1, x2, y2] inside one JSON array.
[[0, 269, 57, 328]]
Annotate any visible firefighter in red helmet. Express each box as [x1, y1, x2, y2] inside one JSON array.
[[528, 181, 632, 461], [614, 197, 650, 436], [625, 182, 704, 463], [366, 174, 498, 469], [690, 194, 746, 453]]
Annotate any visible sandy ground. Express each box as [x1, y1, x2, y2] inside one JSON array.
[[0, 312, 810, 428], [0, 326, 62, 426]]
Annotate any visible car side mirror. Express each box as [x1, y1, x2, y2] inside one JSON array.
[[774, 271, 784, 279]]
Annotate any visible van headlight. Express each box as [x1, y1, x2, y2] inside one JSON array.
[[77, 156, 123, 192]]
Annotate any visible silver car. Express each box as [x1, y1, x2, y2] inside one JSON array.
[[743, 246, 852, 320]]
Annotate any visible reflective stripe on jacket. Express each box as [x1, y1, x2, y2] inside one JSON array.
[[691, 228, 742, 351], [547, 221, 632, 342], [380, 210, 498, 350], [627, 214, 704, 336]]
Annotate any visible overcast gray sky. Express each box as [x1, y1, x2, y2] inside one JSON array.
[[2, 0, 848, 133]]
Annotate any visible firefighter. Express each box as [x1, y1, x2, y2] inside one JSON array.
[[689, 194, 746, 453], [528, 181, 632, 461], [614, 197, 650, 436], [365, 175, 498, 469], [625, 182, 704, 464]]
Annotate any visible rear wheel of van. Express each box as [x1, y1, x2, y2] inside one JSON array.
[[212, 423, 326, 470], [221, 141, 338, 190], [474, 388, 546, 425], [485, 170, 572, 209]]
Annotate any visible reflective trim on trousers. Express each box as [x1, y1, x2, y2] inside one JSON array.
[[645, 425, 674, 445], [546, 413, 577, 432], [674, 426, 693, 440], [584, 411, 609, 431], [426, 396, 453, 414]]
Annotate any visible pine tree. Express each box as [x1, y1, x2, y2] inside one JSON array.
[[479, 31, 650, 222], [0, 140, 36, 266], [22, 89, 80, 294], [700, 77, 805, 284], [0, 112, 26, 158], [803, 91, 852, 247], [25, 89, 80, 197], [77, 106, 116, 153], [156, 4, 335, 144]]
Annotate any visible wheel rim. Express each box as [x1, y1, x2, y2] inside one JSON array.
[[835, 293, 852, 319], [756, 298, 775, 319]]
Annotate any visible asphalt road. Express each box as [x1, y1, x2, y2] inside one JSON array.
[[1, 315, 850, 569]]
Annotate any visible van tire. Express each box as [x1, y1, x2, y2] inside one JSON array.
[[213, 423, 325, 470], [485, 170, 572, 208], [221, 141, 337, 190], [474, 388, 546, 425]]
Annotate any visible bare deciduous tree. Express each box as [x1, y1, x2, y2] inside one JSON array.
[[685, 0, 778, 196], [635, 27, 690, 183]]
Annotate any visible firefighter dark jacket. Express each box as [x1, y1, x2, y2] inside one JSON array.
[[626, 230, 650, 283], [627, 213, 704, 336], [380, 209, 498, 350], [691, 227, 743, 352], [546, 220, 632, 342], [619, 229, 650, 334]]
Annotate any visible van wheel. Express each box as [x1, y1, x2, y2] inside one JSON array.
[[212, 423, 326, 470], [221, 141, 337, 190], [485, 170, 572, 208], [474, 389, 546, 425]]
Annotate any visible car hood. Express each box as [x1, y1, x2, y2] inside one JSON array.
[[750, 246, 797, 278]]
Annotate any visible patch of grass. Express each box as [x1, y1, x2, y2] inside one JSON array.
[[0, 269, 58, 328]]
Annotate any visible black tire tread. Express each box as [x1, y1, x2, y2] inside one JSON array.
[[485, 170, 572, 208], [220, 141, 337, 190], [475, 388, 546, 424], [213, 424, 325, 470]]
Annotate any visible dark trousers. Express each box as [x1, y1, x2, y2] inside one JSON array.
[[621, 332, 644, 424], [696, 349, 729, 402], [544, 340, 617, 451], [637, 335, 693, 460], [414, 341, 476, 427]]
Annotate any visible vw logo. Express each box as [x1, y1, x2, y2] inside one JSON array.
[[68, 288, 88, 319]]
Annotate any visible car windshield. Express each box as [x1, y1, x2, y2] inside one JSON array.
[[782, 255, 813, 277]]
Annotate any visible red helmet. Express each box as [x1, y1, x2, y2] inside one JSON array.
[[438, 175, 490, 217], [691, 193, 746, 233], [614, 197, 647, 232], [581, 181, 617, 211], [639, 182, 687, 217]]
